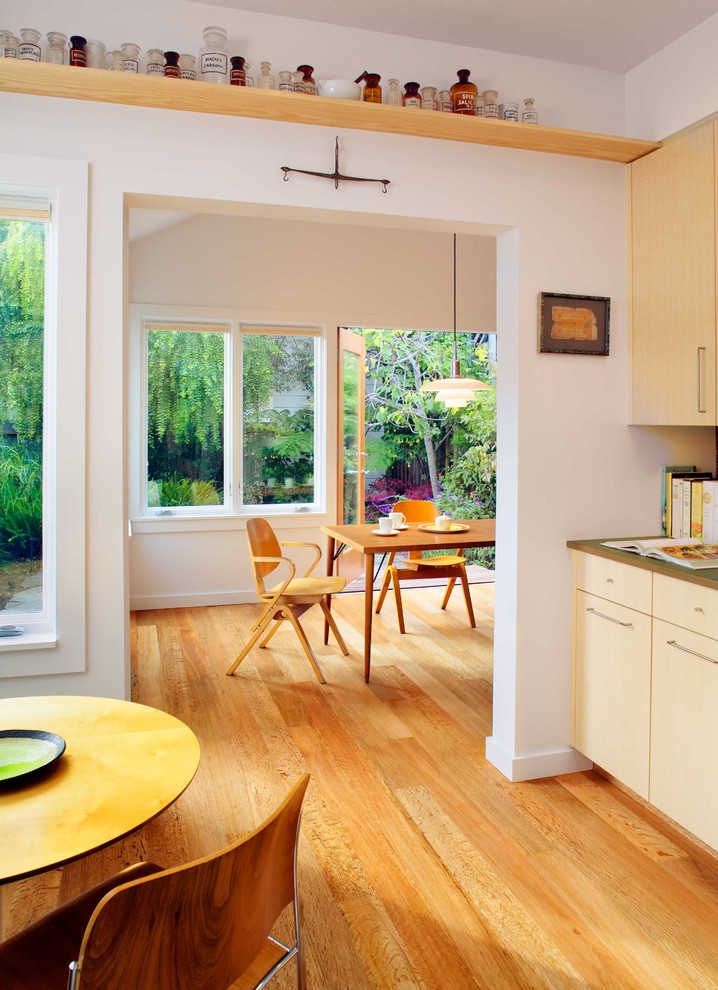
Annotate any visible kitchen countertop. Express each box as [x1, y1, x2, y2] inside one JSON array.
[[567, 537, 718, 590]]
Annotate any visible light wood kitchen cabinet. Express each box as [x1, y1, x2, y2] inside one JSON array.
[[630, 123, 716, 425]]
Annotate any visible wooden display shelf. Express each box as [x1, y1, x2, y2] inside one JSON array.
[[0, 59, 661, 164]]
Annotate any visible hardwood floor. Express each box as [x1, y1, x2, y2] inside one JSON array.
[[5, 583, 718, 988]]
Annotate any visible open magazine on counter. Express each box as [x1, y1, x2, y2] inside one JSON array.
[[600, 538, 718, 569]]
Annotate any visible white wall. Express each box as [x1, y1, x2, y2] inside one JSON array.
[[626, 12, 718, 139], [3, 0, 628, 134]]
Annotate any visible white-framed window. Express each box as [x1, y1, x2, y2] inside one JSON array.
[[131, 311, 324, 523], [0, 155, 87, 673]]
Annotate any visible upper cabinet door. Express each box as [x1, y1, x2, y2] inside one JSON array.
[[630, 125, 716, 425]]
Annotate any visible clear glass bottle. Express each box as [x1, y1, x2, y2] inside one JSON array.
[[200, 25, 228, 84], [1, 32, 19, 58], [164, 51, 180, 78], [500, 102, 519, 121], [146, 48, 164, 75], [522, 97, 538, 124], [121, 42, 140, 73], [297, 64, 316, 95], [403, 81, 421, 108], [385, 78, 402, 106], [293, 70, 304, 94], [109, 49, 124, 72], [69, 35, 87, 67], [179, 53, 196, 80], [362, 72, 382, 103], [278, 69, 294, 92], [476, 92, 485, 118], [437, 89, 452, 112], [420, 85, 437, 111], [86, 39, 106, 69], [451, 69, 478, 115], [244, 60, 254, 86], [45, 31, 67, 65], [229, 55, 246, 85], [257, 60, 275, 89], [18, 28, 42, 61], [482, 89, 499, 119]]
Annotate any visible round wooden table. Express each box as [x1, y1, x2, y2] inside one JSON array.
[[0, 695, 200, 883]]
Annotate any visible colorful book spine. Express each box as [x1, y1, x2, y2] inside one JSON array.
[[704, 481, 718, 544], [663, 465, 695, 537], [691, 480, 705, 539]]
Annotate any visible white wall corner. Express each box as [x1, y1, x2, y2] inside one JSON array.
[[485, 735, 593, 782]]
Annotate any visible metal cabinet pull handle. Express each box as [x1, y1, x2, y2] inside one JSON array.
[[586, 607, 633, 628], [667, 639, 718, 665], [697, 347, 707, 413]]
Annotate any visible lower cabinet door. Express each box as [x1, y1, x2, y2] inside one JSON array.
[[574, 591, 651, 797], [651, 619, 718, 850]]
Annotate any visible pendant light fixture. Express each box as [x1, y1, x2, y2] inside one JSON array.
[[421, 233, 490, 408]]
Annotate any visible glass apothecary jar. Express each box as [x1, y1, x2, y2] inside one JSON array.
[[244, 61, 254, 86], [362, 72, 382, 103], [45, 31, 67, 64], [1, 32, 19, 58], [437, 89, 452, 112], [121, 42, 140, 73], [522, 97, 538, 124], [164, 51, 180, 77], [257, 61, 275, 89], [18, 28, 42, 61], [69, 36, 87, 67], [146, 48, 164, 75], [179, 53, 196, 80], [230, 55, 246, 85], [200, 25, 228, 83], [482, 90, 499, 118], [500, 102, 519, 121], [278, 69, 294, 92], [297, 64, 317, 95], [420, 86, 437, 110], [451, 69, 478, 115], [86, 38, 105, 69], [403, 81, 421, 107], [109, 49, 124, 72], [386, 78, 402, 105]]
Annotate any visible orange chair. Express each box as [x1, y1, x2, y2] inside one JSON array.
[[0, 773, 310, 990], [375, 500, 476, 633], [227, 517, 348, 683]]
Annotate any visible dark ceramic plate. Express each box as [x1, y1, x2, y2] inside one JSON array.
[[0, 729, 66, 783]]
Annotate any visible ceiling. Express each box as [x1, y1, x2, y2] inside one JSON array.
[[193, 0, 718, 72]]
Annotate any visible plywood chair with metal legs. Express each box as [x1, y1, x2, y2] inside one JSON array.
[[227, 517, 348, 683], [375, 499, 476, 633], [0, 773, 311, 990]]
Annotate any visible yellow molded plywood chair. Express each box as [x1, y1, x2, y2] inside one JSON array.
[[375, 500, 476, 633], [0, 773, 311, 990], [227, 517, 348, 683]]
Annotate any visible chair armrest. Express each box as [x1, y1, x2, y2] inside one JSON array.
[[252, 556, 297, 599], [280, 541, 322, 578]]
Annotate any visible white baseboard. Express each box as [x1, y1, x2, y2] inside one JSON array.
[[485, 735, 593, 782], [130, 591, 257, 611]]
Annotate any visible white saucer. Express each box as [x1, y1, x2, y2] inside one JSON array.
[[393, 524, 409, 530], [372, 528, 399, 536]]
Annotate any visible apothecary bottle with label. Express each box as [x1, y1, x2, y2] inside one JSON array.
[[420, 86, 437, 110], [18, 28, 42, 61], [482, 89, 499, 118], [297, 65, 317, 95], [164, 51, 180, 77], [403, 81, 421, 107], [109, 50, 124, 72], [278, 69, 294, 92], [179, 53, 196, 79], [522, 97, 538, 124], [200, 25, 228, 83], [69, 36, 87, 67], [437, 90, 452, 112], [45, 31, 67, 64], [386, 78, 402, 105], [1, 32, 18, 58], [230, 55, 246, 85], [86, 39, 105, 69], [476, 92, 485, 117], [244, 61, 254, 86], [451, 69, 478, 115], [500, 102, 518, 121], [362, 73, 382, 103], [257, 61, 275, 89], [121, 42, 140, 73], [146, 48, 164, 75]]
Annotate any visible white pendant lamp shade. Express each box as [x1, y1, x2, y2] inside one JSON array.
[[420, 234, 489, 406]]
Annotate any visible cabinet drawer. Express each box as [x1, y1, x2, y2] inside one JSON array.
[[575, 552, 652, 614], [653, 573, 718, 639]]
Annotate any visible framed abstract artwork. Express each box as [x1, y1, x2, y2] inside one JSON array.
[[538, 292, 610, 356]]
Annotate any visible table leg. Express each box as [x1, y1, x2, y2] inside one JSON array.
[[364, 552, 374, 683], [324, 535, 335, 646]]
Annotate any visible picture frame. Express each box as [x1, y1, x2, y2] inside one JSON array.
[[538, 292, 610, 356]]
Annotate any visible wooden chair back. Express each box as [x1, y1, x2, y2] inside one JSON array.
[[246, 517, 283, 593], [71, 774, 310, 990], [394, 500, 439, 561]]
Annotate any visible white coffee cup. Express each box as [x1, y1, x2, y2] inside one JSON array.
[[378, 516, 395, 534], [436, 513, 452, 531], [389, 511, 405, 529]]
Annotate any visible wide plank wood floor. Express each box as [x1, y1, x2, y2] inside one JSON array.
[[5, 583, 718, 988]]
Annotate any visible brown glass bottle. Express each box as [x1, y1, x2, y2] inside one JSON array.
[[362, 73, 382, 103], [297, 64, 317, 95], [451, 69, 478, 115], [403, 81, 421, 108], [69, 35, 87, 67], [230, 56, 246, 85], [164, 51, 180, 78]]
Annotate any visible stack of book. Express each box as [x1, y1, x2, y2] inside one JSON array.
[[663, 465, 718, 540]]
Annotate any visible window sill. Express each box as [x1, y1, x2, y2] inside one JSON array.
[[0, 632, 57, 652], [131, 511, 329, 534]]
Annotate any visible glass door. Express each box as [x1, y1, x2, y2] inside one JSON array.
[[337, 329, 366, 580]]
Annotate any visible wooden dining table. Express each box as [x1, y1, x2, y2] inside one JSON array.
[[321, 518, 496, 682], [0, 695, 200, 886]]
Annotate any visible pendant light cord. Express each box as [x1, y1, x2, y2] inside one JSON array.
[[453, 233, 458, 362]]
